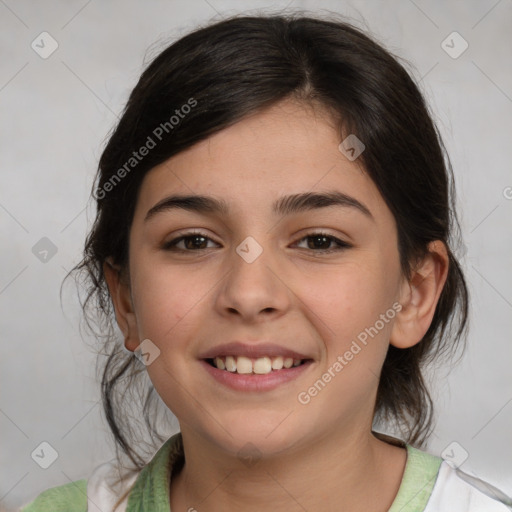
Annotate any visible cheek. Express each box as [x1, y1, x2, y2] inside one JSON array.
[[130, 258, 209, 347], [298, 261, 396, 348], [293, 264, 398, 416], [128, 260, 210, 415]]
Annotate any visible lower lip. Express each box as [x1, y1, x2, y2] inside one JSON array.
[[200, 359, 313, 392]]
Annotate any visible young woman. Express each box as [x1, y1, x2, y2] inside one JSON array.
[[22, 13, 511, 512]]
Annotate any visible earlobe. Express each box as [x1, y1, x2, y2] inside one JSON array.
[[390, 241, 449, 349], [103, 258, 140, 352]]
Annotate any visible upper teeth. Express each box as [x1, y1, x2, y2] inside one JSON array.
[[213, 355, 303, 374]]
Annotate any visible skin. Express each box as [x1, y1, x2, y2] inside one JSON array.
[[104, 97, 449, 511]]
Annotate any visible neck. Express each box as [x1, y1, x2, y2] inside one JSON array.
[[169, 426, 407, 512]]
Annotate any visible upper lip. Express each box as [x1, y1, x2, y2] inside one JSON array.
[[199, 341, 312, 360]]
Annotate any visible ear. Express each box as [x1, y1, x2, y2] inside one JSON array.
[[390, 241, 449, 349], [103, 258, 140, 352]]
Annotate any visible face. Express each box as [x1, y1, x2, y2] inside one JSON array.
[[119, 98, 409, 457]]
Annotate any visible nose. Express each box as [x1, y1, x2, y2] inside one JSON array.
[[214, 238, 291, 323]]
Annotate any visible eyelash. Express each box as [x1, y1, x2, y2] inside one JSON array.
[[162, 231, 352, 254]]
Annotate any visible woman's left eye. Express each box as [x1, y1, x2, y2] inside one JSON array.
[[294, 232, 352, 253], [162, 231, 351, 253]]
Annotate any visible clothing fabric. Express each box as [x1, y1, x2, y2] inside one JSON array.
[[21, 432, 512, 511]]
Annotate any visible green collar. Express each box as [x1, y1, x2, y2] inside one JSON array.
[[126, 433, 183, 512], [388, 444, 442, 511]]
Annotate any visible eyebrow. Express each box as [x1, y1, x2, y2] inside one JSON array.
[[144, 191, 374, 222]]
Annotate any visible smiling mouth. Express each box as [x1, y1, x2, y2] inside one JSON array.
[[206, 355, 310, 375]]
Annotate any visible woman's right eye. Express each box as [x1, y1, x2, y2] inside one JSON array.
[[162, 232, 219, 252]]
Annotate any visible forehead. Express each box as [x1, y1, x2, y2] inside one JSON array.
[[134, 98, 391, 225]]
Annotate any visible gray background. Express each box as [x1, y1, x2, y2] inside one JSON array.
[[1, 0, 511, 510]]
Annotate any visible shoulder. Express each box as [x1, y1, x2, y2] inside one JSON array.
[[424, 460, 512, 511], [20, 433, 182, 512], [390, 441, 511, 512], [21, 479, 88, 512], [20, 461, 139, 512]]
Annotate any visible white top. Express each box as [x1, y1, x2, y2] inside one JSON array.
[[424, 461, 512, 511]]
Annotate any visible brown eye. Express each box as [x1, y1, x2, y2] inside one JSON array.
[[162, 232, 218, 251], [295, 232, 352, 253]]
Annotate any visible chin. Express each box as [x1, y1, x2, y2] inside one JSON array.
[[194, 410, 311, 460]]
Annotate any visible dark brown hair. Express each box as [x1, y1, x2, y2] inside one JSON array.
[[67, 13, 469, 468]]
